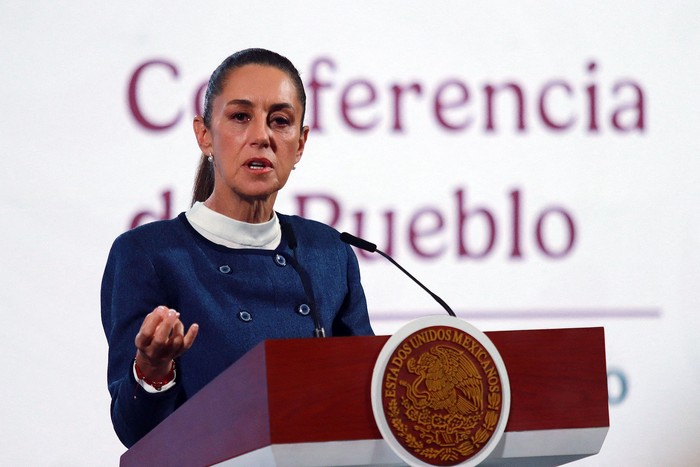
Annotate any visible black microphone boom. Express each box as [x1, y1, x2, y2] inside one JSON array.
[[283, 222, 326, 337], [339, 232, 457, 317]]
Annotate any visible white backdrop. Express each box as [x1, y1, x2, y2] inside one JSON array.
[[1, 1, 699, 465]]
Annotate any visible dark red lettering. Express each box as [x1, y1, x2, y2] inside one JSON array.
[[509, 189, 522, 258], [539, 80, 575, 130], [130, 190, 172, 229], [391, 82, 422, 132], [308, 57, 335, 132], [341, 80, 379, 131], [535, 207, 576, 258], [295, 193, 341, 227], [128, 60, 182, 131], [484, 82, 526, 132], [434, 79, 472, 131], [408, 208, 446, 258], [586, 61, 599, 132], [611, 81, 645, 132], [456, 188, 496, 259]]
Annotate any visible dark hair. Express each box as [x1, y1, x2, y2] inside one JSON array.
[[191, 48, 307, 205]]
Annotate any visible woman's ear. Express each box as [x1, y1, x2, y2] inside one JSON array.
[[193, 116, 212, 155], [295, 125, 310, 164]]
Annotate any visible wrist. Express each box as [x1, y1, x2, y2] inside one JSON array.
[[135, 351, 173, 380], [133, 358, 176, 391]]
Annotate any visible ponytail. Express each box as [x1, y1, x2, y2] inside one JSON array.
[[191, 154, 214, 206]]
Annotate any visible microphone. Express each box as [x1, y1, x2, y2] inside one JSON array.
[[339, 232, 457, 318], [282, 222, 326, 337]]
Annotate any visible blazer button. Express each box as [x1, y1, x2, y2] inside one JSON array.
[[274, 254, 287, 267], [219, 265, 231, 274], [238, 310, 252, 322], [297, 304, 311, 316]]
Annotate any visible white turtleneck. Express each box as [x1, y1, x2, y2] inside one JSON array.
[[185, 202, 281, 250]]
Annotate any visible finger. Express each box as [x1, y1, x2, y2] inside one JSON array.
[[169, 334, 184, 358], [168, 320, 186, 351], [151, 309, 180, 347], [134, 306, 169, 349], [182, 323, 199, 351], [170, 323, 199, 360], [173, 319, 185, 338]]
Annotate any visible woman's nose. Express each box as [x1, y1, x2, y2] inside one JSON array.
[[249, 115, 271, 148]]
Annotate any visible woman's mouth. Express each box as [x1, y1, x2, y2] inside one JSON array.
[[245, 158, 273, 171]]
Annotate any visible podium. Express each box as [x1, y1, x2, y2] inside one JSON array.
[[120, 327, 608, 466]]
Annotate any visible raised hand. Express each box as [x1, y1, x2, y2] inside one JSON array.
[[134, 306, 199, 380]]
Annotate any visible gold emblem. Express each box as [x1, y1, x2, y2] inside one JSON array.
[[381, 325, 504, 465]]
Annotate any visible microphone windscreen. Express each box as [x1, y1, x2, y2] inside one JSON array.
[[340, 232, 377, 252]]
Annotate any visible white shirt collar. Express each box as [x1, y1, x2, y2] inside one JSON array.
[[185, 202, 281, 250]]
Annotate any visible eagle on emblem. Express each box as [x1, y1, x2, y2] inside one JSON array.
[[403, 345, 483, 415]]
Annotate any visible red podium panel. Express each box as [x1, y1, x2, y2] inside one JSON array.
[[120, 327, 608, 466]]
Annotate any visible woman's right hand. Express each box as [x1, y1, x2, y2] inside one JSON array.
[[134, 306, 199, 380]]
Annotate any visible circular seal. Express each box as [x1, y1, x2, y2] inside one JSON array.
[[371, 316, 510, 466]]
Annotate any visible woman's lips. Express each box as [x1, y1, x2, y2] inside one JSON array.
[[244, 158, 273, 171]]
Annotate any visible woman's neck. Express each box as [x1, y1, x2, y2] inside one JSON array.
[[203, 192, 277, 224]]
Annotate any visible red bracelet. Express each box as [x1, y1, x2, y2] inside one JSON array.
[[134, 359, 176, 391]]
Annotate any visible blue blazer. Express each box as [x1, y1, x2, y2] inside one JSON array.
[[101, 213, 373, 447]]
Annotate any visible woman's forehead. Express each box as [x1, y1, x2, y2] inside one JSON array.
[[218, 64, 300, 108]]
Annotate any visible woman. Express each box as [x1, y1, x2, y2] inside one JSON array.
[[101, 48, 373, 448]]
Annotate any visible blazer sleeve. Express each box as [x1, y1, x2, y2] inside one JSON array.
[[100, 232, 185, 448]]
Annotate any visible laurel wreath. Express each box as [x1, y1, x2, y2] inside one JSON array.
[[387, 396, 501, 463], [488, 391, 501, 411]]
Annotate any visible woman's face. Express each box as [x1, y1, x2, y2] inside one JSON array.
[[196, 64, 308, 205]]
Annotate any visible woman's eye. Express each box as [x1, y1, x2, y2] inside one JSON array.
[[270, 116, 291, 127], [231, 112, 249, 122]]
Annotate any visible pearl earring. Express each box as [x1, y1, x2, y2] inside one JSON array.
[[207, 153, 213, 163]]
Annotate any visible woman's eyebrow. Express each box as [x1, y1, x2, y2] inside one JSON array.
[[224, 98, 253, 107], [224, 100, 296, 115], [269, 102, 295, 113]]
